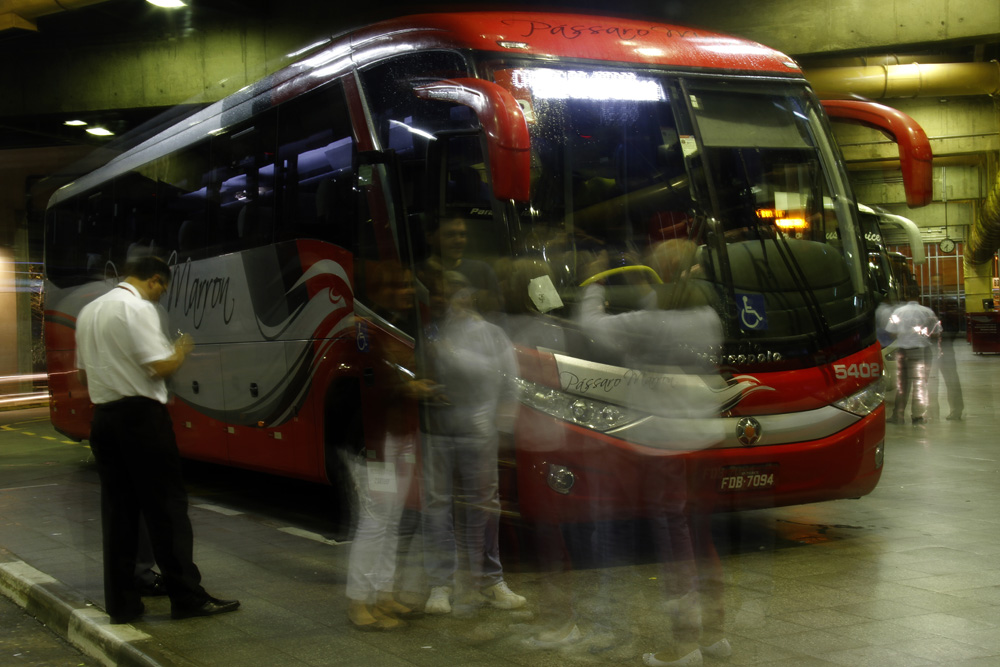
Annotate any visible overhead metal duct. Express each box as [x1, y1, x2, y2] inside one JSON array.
[[803, 61, 1000, 99], [967, 168, 1000, 265], [0, 0, 111, 32]]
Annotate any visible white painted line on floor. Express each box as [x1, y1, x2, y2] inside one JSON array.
[[0, 483, 59, 492], [278, 526, 348, 546], [192, 503, 244, 516], [190, 502, 347, 547]]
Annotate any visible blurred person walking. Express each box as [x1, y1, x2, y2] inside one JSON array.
[[929, 286, 965, 421], [886, 285, 942, 425], [418, 268, 526, 615], [425, 216, 503, 319], [345, 261, 427, 630], [578, 240, 730, 666], [75, 256, 239, 624]]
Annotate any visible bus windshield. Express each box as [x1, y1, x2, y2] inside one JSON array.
[[479, 64, 869, 369]]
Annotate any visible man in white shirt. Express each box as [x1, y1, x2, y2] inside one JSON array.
[[76, 256, 239, 624], [885, 285, 942, 425]]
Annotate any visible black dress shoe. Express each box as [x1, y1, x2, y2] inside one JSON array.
[[171, 596, 241, 620], [137, 573, 168, 597], [110, 603, 145, 624]]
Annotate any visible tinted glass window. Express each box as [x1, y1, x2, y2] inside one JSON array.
[[210, 112, 278, 255], [157, 140, 211, 262], [275, 81, 357, 250]]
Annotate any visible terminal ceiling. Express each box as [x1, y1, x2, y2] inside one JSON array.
[[2, 0, 999, 212]]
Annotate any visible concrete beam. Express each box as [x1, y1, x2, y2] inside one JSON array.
[[4, 1, 1000, 117], [676, 0, 1000, 57], [1, 19, 318, 115]]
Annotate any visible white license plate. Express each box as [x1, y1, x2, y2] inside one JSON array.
[[719, 464, 778, 492]]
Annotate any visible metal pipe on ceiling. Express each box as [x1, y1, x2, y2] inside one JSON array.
[[803, 61, 1000, 99]]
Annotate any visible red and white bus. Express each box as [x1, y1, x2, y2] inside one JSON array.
[[45, 11, 930, 520]]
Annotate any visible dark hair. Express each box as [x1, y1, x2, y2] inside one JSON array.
[[425, 215, 467, 236], [125, 256, 172, 282]]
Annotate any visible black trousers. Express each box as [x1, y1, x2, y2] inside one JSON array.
[[90, 397, 208, 617]]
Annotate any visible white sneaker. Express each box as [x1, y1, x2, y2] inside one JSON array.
[[425, 586, 452, 614], [642, 648, 703, 666], [700, 637, 732, 659], [481, 580, 526, 610], [523, 623, 582, 649]]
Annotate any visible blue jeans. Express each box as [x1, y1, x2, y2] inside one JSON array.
[[421, 433, 502, 590]]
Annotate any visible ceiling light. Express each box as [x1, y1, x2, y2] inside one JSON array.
[[63, 119, 87, 126], [86, 127, 114, 137], [146, 0, 187, 7]]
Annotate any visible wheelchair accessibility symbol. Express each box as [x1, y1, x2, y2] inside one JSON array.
[[738, 294, 767, 331]]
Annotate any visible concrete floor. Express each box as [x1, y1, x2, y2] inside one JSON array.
[[0, 339, 998, 666]]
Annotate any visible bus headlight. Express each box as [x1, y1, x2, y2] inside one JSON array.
[[516, 378, 639, 431], [832, 382, 884, 417]]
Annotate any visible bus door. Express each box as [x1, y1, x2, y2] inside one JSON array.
[[348, 125, 425, 498], [356, 56, 532, 506]]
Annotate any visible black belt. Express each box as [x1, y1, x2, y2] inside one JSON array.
[[96, 396, 162, 409]]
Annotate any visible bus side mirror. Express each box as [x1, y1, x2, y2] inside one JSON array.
[[413, 78, 531, 203], [821, 100, 933, 208]]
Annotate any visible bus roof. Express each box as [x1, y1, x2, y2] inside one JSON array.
[[349, 12, 802, 73], [49, 11, 803, 207]]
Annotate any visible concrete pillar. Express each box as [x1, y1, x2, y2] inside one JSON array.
[[0, 145, 94, 381]]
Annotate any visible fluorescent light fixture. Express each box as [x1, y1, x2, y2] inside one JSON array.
[[64, 119, 87, 126], [86, 127, 114, 137], [510, 69, 666, 102], [146, 0, 186, 7]]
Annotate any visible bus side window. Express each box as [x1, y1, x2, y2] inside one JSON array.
[[359, 50, 473, 218], [45, 201, 87, 287], [80, 188, 115, 281], [113, 170, 160, 268], [276, 80, 358, 252], [157, 141, 211, 262], [209, 112, 277, 253]]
